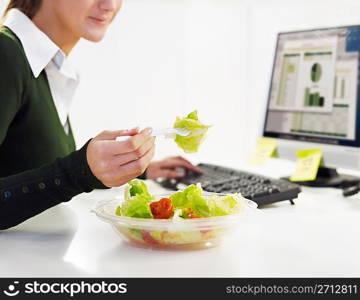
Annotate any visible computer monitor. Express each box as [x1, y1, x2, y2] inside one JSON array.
[[263, 25, 360, 187]]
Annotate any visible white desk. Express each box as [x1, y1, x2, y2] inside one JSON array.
[[1, 159, 360, 277]]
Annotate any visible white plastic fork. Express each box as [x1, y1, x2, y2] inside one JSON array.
[[152, 127, 190, 137], [116, 128, 190, 142]]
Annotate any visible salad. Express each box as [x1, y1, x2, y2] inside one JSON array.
[[112, 180, 248, 248], [115, 179, 246, 219], [173, 110, 211, 153]]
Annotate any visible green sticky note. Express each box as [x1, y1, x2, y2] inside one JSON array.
[[290, 148, 323, 182], [248, 137, 277, 166]]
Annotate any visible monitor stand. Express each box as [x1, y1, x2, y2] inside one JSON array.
[[282, 166, 360, 188]]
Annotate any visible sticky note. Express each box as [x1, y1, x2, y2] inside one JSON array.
[[248, 137, 277, 166], [290, 148, 323, 182]]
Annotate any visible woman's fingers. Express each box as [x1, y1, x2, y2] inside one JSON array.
[[103, 127, 153, 155], [87, 127, 156, 188], [87, 129, 201, 186], [108, 145, 156, 185], [120, 144, 155, 176], [119, 127, 153, 154], [174, 156, 203, 173], [116, 127, 140, 137], [156, 157, 202, 173], [145, 156, 202, 180], [100, 174, 138, 188], [110, 137, 155, 167], [153, 169, 185, 179]]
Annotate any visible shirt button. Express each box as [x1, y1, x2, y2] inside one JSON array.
[[4, 191, 12, 198], [39, 182, 46, 190], [22, 186, 29, 194], [54, 178, 61, 186]]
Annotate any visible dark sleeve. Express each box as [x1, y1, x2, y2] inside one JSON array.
[[0, 140, 108, 230], [0, 31, 27, 145], [137, 172, 147, 180]]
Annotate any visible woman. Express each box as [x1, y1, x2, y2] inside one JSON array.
[[0, 0, 201, 230]]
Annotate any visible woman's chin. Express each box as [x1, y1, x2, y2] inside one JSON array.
[[82, 31, 106, 43]]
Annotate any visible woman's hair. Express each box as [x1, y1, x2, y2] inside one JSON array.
[[4, 0, 42, 19]]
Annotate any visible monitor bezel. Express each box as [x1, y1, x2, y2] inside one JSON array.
[[262, 24, 360, 148]]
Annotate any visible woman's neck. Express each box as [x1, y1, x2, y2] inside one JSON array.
[[32, 11, 79, 55]]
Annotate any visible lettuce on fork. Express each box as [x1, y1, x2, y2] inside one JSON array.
[[173, 110, 211, 153], [116, 179, 154, 218]]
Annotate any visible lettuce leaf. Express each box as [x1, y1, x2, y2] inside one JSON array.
[[173, 110, 211, 153], [117, 180, 154, 218], [169, 183, 245, 218], [169, 183, 203, 209], [207, 194, 245, 216], [126, 179, 153, 200]]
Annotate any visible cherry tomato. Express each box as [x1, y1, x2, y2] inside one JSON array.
[[150, 198, 174, 219], [141, 231, 160, 245]]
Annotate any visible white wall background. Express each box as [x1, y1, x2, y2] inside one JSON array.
[[2, 0, 360, 166]]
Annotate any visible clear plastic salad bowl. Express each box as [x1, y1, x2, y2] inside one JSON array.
[[93, 192, 258, 250]]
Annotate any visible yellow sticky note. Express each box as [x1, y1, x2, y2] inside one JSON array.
[[290, 148, 323, 182], [248, 137, 277, 166]]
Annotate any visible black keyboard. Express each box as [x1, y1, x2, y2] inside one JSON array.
[[157, 163, 301, 206]]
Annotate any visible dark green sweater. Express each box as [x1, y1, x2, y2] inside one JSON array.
[[0, 27, 76, 177], [0, 27, 106, 229]]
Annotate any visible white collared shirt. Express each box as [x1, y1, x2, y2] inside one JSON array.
[[3, 9, 79, 134]]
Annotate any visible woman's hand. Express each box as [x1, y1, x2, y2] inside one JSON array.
[[86, 127, 155, 187], [145, 156, 202, 179]]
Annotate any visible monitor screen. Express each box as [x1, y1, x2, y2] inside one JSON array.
[[263, 25, 360, 148]]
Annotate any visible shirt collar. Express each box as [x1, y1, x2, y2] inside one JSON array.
[[3, 9, 77, 80]]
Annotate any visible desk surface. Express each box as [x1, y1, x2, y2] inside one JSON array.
[[1, 159, 360, 277]]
